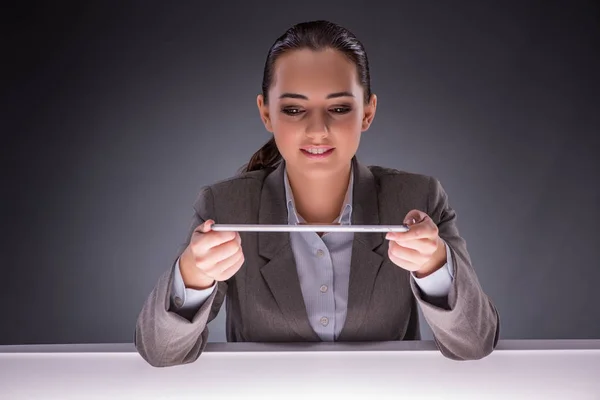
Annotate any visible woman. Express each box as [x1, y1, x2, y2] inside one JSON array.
[[135, 20, 500, 367]]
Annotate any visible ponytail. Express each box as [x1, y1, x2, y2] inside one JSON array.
[[243, 137, 282, 173]]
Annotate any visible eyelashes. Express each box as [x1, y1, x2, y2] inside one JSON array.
[[281, 108, 302, 116], [281, 106, 352, 116]]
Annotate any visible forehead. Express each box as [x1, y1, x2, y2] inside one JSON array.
[[270, 48, 361, 98]]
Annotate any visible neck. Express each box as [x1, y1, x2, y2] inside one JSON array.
[[286, 163, 352, 224]]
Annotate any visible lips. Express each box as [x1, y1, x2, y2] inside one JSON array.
[[300, 147, 335, 159], [301, 148, 334, 155], [300, 145, 335, 155]]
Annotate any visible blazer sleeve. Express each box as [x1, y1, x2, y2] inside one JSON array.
[[410, 177, 500, 360], [134, 186, 228, 367]]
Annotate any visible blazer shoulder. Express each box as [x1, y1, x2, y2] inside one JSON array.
[[205, 167, 274, 196], [191, 167, 277, 222], [367, 165, 444, 222], [367, 164, 435, 191]]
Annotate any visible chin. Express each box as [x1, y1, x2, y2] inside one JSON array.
[[296, 158, 352, 176]]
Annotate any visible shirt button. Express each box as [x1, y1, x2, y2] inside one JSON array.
[[320, 285, 328, 293], [320, 317, 329, 326], [173, 296, 183, 308], [316, 249, 325, 257]]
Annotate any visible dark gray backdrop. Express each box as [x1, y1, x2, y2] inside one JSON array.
[[3, 1, 599, 345]]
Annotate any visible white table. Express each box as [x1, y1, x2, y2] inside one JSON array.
[[1, 340, 599, 399]]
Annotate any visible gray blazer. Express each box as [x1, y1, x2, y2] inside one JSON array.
[[134, 157, 500, 367]]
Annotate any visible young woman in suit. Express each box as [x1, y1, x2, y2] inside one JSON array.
[[135, 20, 500, 367]]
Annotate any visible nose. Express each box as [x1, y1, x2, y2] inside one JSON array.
[[305, 111, 329, 138]]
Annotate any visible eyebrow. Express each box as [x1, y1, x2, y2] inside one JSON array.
[[279, 91, 355, 100]]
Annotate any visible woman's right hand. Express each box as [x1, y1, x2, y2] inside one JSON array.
[[179, 219, 244, 290]]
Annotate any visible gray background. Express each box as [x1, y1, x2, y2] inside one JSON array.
[[2, 1, 599, 345]]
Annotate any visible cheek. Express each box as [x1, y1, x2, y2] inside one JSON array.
[[333, 106, 365, 133], [271, 122, 298, 156], [335, 112, 363, 143], [338, 113, 363, 131], [272, 131, 295, 148], [271, 115, 295, 132]]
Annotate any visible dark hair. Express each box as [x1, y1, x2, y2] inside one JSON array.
[[244, 20, 372, 173]]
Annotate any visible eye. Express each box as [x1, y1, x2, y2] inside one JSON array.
[[330, 106, 352, 114], [281, 108, 304, 116]]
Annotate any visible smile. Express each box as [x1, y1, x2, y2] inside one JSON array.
[[300, 148, 335, 158]]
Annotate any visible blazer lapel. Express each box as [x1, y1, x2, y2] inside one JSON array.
[[258, 162, 321, 341], [338, 158, 385, 341]]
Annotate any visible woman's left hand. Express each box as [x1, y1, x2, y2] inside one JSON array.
[[385, 209, 447, 278]]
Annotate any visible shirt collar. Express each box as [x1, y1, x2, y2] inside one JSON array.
[[283, 164, 354, 226]]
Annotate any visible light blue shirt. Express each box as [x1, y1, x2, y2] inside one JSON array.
[[171, 166, 454, 340]]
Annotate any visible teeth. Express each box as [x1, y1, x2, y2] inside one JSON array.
[[306, 148, 329, 154]]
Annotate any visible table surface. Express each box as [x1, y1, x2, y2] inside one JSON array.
[[1, 340, 599, 400]]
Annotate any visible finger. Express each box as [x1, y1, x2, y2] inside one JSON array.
[[386, 217, 437, 242], [195, 230, 238, 251], [387, 249, 420, 272], [194, 219, 215, 234], [403, 209, 427, 226], [218, 254, 245, 281], [197, 236, 240, 266], [212, 249, 245, 280], [387, 237, 438, 255], [388, 241, 430, 266], [205, 245, 243, 275]]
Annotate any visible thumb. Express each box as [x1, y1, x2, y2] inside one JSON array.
[[403, 210, 426, 226], [198, 219, 215, 233]]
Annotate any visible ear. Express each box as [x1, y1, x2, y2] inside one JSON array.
[[361, 93, 377, 132], [257, 94, 273, 132]]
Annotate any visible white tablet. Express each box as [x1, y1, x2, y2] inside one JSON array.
[[210, 224, 410, 233]]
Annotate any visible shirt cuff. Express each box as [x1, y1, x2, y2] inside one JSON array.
[[411, 240, 454, 297], [171, 257, 217, 310]]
